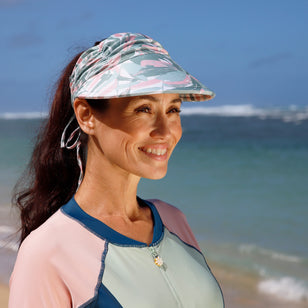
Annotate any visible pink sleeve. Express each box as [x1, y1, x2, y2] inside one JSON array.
[[9, 233, 71, 308], [148, 199, 201, 252]]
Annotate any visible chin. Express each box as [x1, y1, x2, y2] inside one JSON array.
[[141, 168, 168, 180]]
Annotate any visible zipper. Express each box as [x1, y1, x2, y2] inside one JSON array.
[[147, 245, 183, 307]]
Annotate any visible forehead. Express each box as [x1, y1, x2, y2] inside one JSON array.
[[109, 93, 182, 105], [132, 93, 182, 103]]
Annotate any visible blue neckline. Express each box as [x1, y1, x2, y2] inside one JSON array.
[[61, 197, 163, 247]]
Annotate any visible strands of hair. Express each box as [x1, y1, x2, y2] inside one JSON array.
[[12, 52, 85, 244]]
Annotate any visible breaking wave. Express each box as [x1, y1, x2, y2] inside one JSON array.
[[0, 225, 18, 252], [0, 112, 47, 120], [182, 104, 308, 123], [239, 244, 302, 263], [238, 244, 308, 302], [1, 105, 308, 123], [258, 277, 308, 302]]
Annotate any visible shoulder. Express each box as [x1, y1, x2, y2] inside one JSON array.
[[12, 207, 105, 280], [10, 209, 106, 307], [19, 209, 76, 255], [9, 210, 73, 307], [16, 208, 105, 263], [147, 198, 185, 220], [11, 210, 76, 283], [17, 210, 68, 258], [146, 199, 201, 252]]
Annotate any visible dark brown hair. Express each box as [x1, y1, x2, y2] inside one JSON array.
[[13, 42, 108, 244]]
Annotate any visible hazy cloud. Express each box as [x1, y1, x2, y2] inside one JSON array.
[[7, 33, 43, 48], [249, 52, 293, 69], [0, 0, 24, 6], [56, 11, 95, 29]]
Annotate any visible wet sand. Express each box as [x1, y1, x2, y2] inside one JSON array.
[[211, 262, 308, 308]]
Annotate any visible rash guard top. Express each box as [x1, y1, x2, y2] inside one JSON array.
[[9, 197, 224, 308]]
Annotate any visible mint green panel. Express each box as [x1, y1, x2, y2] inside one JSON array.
[[102, 229, 224, 307]]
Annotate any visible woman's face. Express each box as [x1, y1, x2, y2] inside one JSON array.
[[89, 93, 182, 180]]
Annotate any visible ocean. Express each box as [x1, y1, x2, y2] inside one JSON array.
[[1, 104, 308, 305]]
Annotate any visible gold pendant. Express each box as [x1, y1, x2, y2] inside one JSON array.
[[154, 256, 164, 267]]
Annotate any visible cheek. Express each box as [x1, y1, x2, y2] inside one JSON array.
[[104, 131, 131, 152], [91, 125, 122, 156], [120, 117, 145, 136], [172, 120, 183, 144]]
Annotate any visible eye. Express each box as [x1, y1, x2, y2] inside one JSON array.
[[168, 107, 181, 114], [135, 106, 152, 113]]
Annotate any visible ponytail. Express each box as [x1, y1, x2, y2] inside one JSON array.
[[13, 51, 87, 244]]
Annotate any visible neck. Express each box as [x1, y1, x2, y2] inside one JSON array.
[[75, 151, 142, 220]]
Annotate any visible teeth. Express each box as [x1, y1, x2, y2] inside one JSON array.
[[142, 148, 167, 156]]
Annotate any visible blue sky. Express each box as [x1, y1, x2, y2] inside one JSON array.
[[1, 0, 307, 112]]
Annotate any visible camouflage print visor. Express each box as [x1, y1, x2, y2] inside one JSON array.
[[69, 32, 215, 104]]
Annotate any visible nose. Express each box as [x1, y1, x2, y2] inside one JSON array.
[[150, 113, 171, 139]]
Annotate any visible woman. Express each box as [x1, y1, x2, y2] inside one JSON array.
[[9, 33, 224, 307]]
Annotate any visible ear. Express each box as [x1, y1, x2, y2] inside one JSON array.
[[73, 98, 95, 135]]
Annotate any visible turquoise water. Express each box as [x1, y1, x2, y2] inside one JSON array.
[[140, 107, 308, 303], [1, 105, 308, 302], [140, 112, 308, 256]]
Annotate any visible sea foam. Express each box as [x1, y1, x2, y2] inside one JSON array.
[[0, 112, 47, 120], [1, 105, 308, 122], [0, 240, 18, 252], [239, 244, 302, 263], [0, 225, 18, 252], [258, 277, 308, 302], [0, 225, 15, 235], [181, 104, 308, 123]]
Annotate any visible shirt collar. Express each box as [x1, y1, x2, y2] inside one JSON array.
[[61, 196, 164, 247]]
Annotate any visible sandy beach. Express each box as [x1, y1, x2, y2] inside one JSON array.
[[0, 284, 8, 308]]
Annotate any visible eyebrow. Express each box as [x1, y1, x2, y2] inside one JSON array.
[[131, 95, 182, 104]]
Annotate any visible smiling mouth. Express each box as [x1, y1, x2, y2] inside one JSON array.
[[139, 147, 167, 156], [138, 146, 169, 159]]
